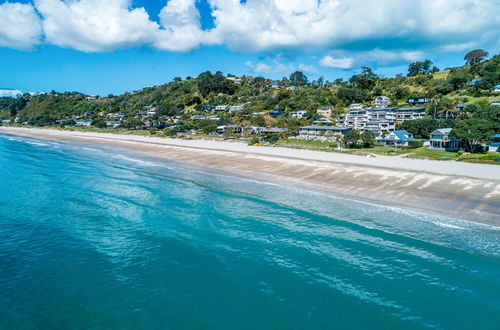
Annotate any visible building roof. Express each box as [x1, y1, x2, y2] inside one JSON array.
[[389, 130, 415, 141], [300, 125, 350, 130], [431, 128, 453, 135]]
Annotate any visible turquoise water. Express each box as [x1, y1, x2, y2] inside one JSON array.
[[0, 134, 499, 329]]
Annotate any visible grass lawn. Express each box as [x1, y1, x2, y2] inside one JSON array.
[[280, 139, 332, 148]]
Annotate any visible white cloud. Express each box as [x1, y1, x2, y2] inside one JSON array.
[[207, 0, 499, 53], [298, 64, 319, 74], [35, 0, 159, 52], [319, 55, 354, 69], [155, 0, 209, 52], [0, 2, 42, 50], [1, 0, 499, 63], [0, 89, 23, 97], [245, 60, 295, 74]]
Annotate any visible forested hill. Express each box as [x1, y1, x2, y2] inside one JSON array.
[[1, 51, 499, 128]]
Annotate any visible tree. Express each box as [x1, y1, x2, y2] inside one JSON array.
[[464, 49, 489, 65], [450, 119, 494, 152], [344, 129, 361, 148], [361, 131, 374, 148], [349, 67, 377, 89], [407, 60, 433, 76], [289, 71, 308, 86]]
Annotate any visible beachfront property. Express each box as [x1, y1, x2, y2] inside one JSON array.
[[336, 99, 425, 136], [74, 120, 92, 127], [489, 134, 500, 152], [374, 96, 391, 108], [1, 119, 12, 125], [429, 128, 461, 151], [408, 96, 430, 105], [494, 85, 500, 93], [298, 125, 351, 141], [381, 130, 415, 147], [105, 121, 122, 128], [316, 107, 333, 118], [290, 110, 308, 119]]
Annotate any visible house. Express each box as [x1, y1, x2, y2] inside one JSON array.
[[215, 125, 241, 135], [286, 86, 298, 91], [374, 96, 391, 108], [382, 130, 415, 147], [408, 97, 430, 105], [394, 107, 426, 121], [269, 109, 285, 118], [290, 110, 308, 119], [312, 118, 333, 125], [227, 76, 242, 84], [349, 103, 364, 110], [494, 85, 500, 93], [192, 115, 206, 120], [74, 119, 92, 127], [1, 119, 12, 125], [105, 121, 122, 128], [316, 107, 333, 118], [214, 105, 229, 111], [298, 125, 351, 141], [229, 105, 244, 112], [270, 81, 281, 89], [258, 128, 289, 134], [468, 79, 482, 88], [207, 116, 221, 121], [429, 128, 461, 151], [489, 134, 500, 152], [204, 105, 215, 112]]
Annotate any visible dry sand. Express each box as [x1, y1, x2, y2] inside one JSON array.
[[1, 127, 499, 226]]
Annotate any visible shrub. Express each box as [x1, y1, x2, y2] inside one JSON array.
[[249, 137, 260, 145], [408, 139, 424, 149], [457, 149, 465, 156]]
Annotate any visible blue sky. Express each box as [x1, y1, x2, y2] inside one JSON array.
[[1, 0, 499, 95]]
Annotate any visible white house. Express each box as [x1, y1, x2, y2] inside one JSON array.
[[374, 96, 391, 108], [229, 105, 245, 112], [312, 118, 333, 125], [290, 110, 308, 119], [214, 105, 229, 111], [494, 85, 500, 93], [298, 126, 351, 141]]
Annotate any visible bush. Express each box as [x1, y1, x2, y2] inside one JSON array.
[[457, 149, 465, 156], [249, 136, 260, 145], [408, 139, 424, 149]]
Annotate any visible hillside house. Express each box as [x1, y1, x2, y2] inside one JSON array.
[[374, 96, 391, 108], [317, 107, 333, 118]]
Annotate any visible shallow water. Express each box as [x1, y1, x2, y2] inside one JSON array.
[[0, 134, 499, 329]]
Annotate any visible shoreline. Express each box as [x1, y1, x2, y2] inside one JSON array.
[[1, 127, 499, 226]]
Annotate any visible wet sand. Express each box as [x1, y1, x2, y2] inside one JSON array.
[[1, 127, 499, 226]]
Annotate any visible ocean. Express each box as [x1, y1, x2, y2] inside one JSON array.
[[0, 133, 499, 329]]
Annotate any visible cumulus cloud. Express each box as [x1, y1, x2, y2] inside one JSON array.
[[0, 2, 42, 50], [319, 56, 354, 69], [298, 64, 319, 74], [245, 60, 296, 74], [155, 0, 209, 51], [1, 0, 499, 61], [207, 0, 500, 53], [34, 0, 159, 52]]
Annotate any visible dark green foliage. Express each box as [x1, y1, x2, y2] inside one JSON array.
[[289, 71, 308, 86], [344, 129, 361, 148], [337, 88, 369, 104], [464, 49, 489, 65], [361, 131, 374, 148], [249, 136, 260, 145], [450, 119, 494, 152], [408, 60, 433, 77], [349, 67, 377, 90], [408, 139, 424, 149], [399, 118, 455, 139], [197, 71, 237, 96]]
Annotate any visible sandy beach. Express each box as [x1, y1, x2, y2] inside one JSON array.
[[1, 127, 499, 226]]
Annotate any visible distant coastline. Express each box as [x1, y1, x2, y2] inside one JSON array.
[[1, 126, 499, 227]]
